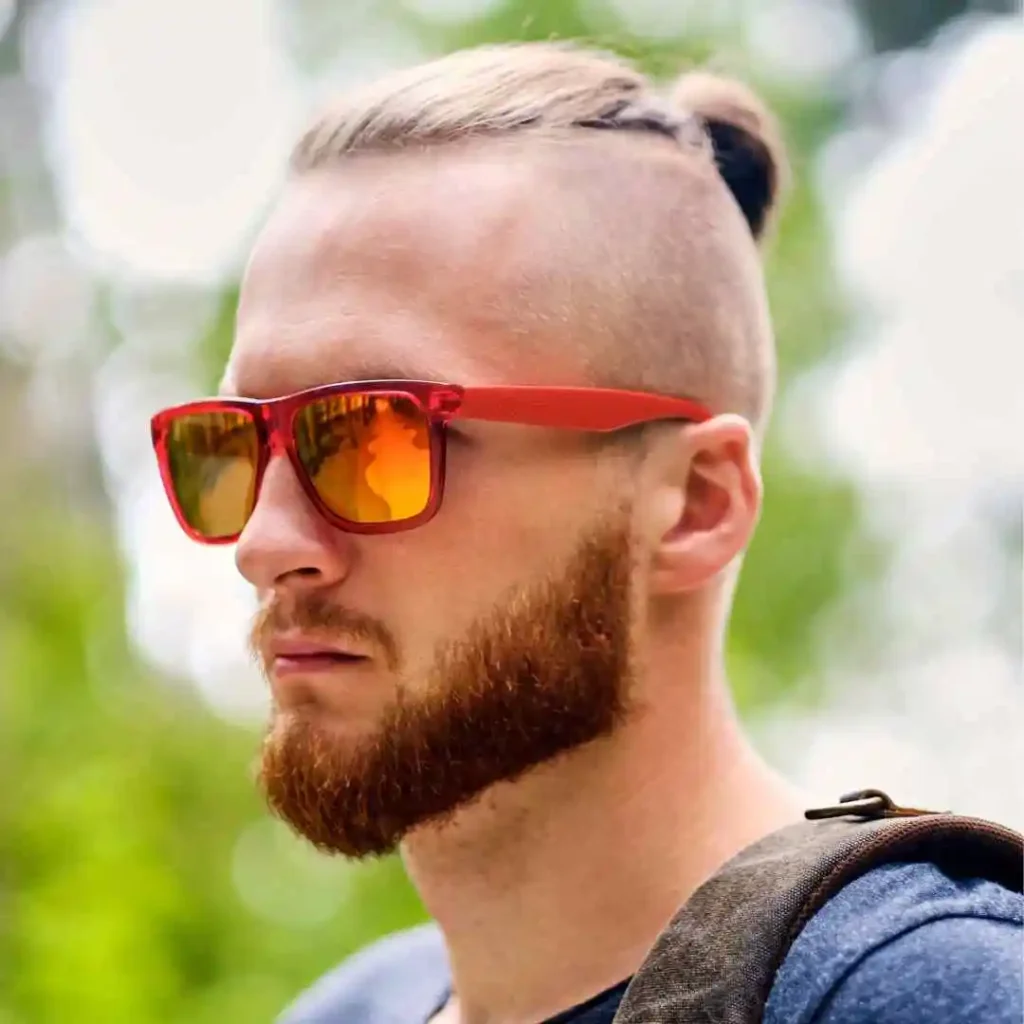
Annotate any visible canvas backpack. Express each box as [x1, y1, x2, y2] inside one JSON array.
[[611, 788, 1023, 1024]]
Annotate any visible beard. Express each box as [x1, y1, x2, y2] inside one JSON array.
[[255, 515, 637, 858]]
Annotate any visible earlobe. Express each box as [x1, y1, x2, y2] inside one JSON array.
[[647, 416, 761, 596]]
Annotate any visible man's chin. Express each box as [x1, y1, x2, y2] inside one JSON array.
[[259, 714, 405, 857], [257, 704, 623, 860]]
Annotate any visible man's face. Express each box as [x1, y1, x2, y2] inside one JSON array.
[[230, 148, 648, 857]]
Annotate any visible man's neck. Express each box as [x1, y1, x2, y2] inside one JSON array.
[[402, 667, 807, 1024]]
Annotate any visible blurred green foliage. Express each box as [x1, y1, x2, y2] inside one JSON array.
[[0, 0, 908, 1021]]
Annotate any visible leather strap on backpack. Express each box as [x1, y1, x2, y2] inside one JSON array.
[[612, 790, 1023, 1024]]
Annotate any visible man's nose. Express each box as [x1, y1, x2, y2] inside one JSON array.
[[234, 455, 356, 592]]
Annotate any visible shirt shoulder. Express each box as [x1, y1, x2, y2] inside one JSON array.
[[764, 860, 1023, 1024], [276, 922, 449, 1024]]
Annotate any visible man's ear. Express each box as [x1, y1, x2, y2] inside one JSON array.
[[641, 415, 762, 596]]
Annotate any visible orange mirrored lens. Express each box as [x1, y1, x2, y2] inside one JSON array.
[[294, 393, 431, 524], [165, 411, 259, 538]]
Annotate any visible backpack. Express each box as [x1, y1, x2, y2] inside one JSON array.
[[611, 789, 1023, 1024]]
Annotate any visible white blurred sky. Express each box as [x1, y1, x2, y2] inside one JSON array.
[[7, 0, 1019, 824], [45, 0, 299, 282], [773, 16, 1023, 824]]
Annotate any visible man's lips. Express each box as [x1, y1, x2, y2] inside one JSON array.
[[268, 636, 370, 676]]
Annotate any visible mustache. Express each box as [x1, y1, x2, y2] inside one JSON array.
[[249, 595, 400, 671]]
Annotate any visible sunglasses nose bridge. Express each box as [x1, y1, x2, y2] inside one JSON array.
[[249, 404, 306, 526], [264, 401, 292, 458]]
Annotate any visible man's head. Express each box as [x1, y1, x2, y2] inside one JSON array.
[[216, 42, 785, 857]]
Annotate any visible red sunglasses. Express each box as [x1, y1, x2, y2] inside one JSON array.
[[150, 379, 712, 544]]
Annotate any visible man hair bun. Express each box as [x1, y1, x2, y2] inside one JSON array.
[[671, 72, 788, 241]]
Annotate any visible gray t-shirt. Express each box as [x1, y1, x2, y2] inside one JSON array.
[[279, 861, 1023, 1023]]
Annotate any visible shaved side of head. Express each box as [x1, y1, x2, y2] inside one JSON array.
[[286, 40, 787, 434]]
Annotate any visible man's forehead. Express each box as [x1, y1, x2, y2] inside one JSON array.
[[228, 158, 583, 397], [221, 279, 502, 397], [247, 144, 546, 283], [226, 134, 732, 400], [229, 148, 541, 394]]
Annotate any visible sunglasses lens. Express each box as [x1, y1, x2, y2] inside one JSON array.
[[163, 411, 259, 540], [294, 393, 432, 524]]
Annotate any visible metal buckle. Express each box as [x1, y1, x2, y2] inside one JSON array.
[[804, 788, 940, 821]]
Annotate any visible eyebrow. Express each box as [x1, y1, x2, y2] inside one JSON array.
[[218, 361, 454, 398]]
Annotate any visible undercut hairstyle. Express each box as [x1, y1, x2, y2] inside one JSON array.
[[288, 42, 788, 436]]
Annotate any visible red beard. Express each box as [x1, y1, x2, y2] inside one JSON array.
[[256, 518, 636, 858]]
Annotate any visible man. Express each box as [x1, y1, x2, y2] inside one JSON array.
[[150, 42, 1021, 1024]]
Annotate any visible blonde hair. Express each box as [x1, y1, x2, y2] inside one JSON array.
[[287, 42, 787, 429], [293, 43, 784, 237]]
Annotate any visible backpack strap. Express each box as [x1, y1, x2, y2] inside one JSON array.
[[612, 789, 1023, 1024]]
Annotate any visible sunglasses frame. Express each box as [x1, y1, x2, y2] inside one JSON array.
[[151, 379, 712, 543]]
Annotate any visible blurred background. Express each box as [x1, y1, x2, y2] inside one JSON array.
[[1, 0, 1021, 1020]]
